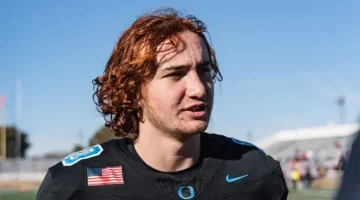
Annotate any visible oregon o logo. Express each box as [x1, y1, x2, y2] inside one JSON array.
[[177, 186, 195, 199]]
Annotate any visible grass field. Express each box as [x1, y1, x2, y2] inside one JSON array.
[[0, 191, 37, 200], [288, 189, 335, 200], [0, 189, 336, 200]]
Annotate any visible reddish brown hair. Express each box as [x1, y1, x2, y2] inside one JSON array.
[[92, 8, 223, 139]]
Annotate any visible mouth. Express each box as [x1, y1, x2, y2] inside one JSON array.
[[187, 104, 207, 112], [182, 104, 208, 118]]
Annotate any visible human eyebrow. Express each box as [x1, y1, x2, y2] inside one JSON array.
[[161, 64, 191, 72], [162, 61, 211, 70]]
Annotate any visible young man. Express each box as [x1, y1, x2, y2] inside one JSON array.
[[37, 8, 288, 200]]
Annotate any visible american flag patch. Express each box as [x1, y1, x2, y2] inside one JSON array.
[[87, 166, 124, 186]]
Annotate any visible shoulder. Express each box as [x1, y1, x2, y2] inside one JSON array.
[[37, 144, 106, 199], [37, 139, 128, 199], [202, 133, 288, 197], [202, 132, 266, 157], [59, 139, 122, 168], [202, 132, 281, 172], [60, 139, 124, 167], [60, 144, 104, 167], [42, 139, 126, 187]]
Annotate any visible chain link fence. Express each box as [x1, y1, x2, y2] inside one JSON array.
[[0, 158, 61, 182]]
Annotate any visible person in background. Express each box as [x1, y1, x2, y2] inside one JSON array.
[[335, 130, 359, 200]]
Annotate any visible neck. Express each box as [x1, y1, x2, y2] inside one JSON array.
[[134, 125, 201, 173]]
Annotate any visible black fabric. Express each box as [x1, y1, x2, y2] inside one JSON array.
[[335, 130, 360, 200], [36, 132, 288, 200]]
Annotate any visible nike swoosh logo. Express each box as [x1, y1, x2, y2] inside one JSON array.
[[226, 174, 248, 182]]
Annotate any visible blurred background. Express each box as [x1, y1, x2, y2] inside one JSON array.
[[0, 0, 359, 199]]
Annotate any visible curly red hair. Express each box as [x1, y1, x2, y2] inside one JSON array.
[[92, 8, 223, 139]]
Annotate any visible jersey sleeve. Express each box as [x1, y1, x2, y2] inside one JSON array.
[[36, 170, 55, 200], [261, 168, 289, 200], [36, 170, 79, 200], [36, 163, 84, 200], [213, 135, 289, 199]]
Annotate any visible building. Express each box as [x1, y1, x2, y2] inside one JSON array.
[[257, 123, 359, 168]]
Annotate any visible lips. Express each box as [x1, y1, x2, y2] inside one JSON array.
[[183, 103, 207, 111], [188, 104, 206, 112], [182, 103, 208, 118]]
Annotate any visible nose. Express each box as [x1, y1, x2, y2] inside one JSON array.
[[185, 72, 207, 99]]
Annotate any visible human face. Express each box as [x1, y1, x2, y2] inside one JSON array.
[[140, 31, 214, 139]]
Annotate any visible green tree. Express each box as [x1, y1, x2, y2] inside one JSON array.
[[72, 144, 84, 152], [89, 126, 118, 146], [0, 126, 31, 158]]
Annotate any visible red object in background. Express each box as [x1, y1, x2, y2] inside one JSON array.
[[301, 152, 307, 159], [0, 95, 5, 108], [334, 140, 341, 149]]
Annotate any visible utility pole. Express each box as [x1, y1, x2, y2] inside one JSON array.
[[15, 80, 22, 158], [247, 131, 253, 142], [336, 96, 346, 124], [0, 94, 6, 160]]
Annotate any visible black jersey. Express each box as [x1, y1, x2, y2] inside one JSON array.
[[37, 133, 288, 200]]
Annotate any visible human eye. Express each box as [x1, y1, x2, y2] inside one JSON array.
[[200, 66, 211, 73], [197, 64, 213, 77], [166, 70, 187, 80], [197, 61, 212, 74]]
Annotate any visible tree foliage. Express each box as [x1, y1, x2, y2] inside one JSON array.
[[0, 126, 31, 158], [89, 126, 119, 146], [72, 144, 85, 152]]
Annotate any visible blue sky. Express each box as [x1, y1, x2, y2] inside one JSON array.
[[1, 0, 359, 156]]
